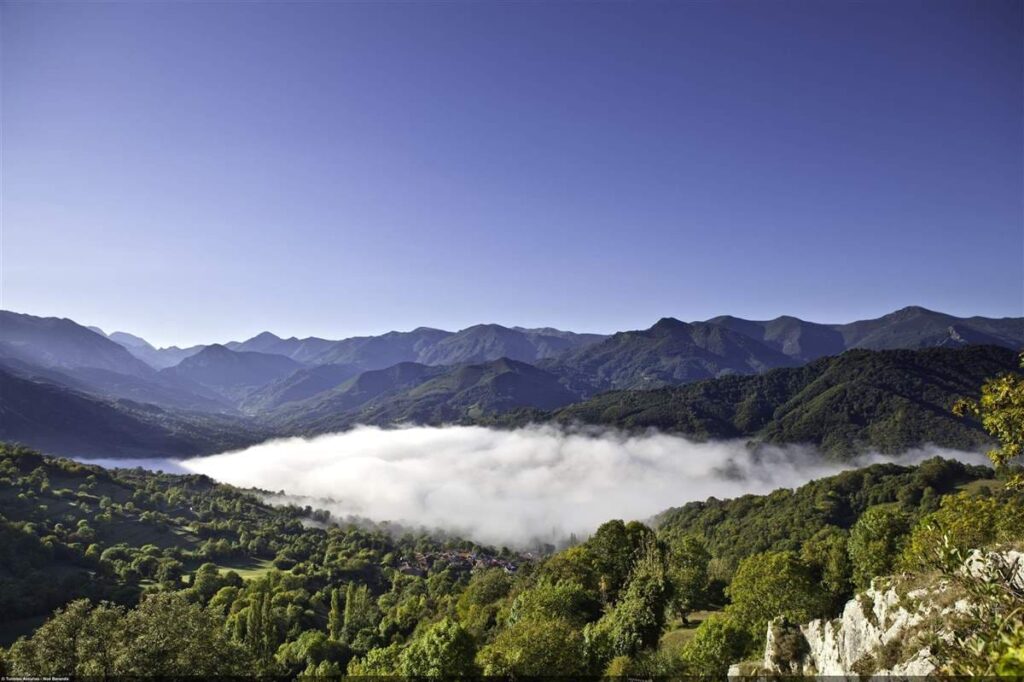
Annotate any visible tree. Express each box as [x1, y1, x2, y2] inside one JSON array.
[[587, 540, 671, 662], [348, 642, 402, 675], [507, 580, 600, 628], [328, 588, 343, 640], [275, 629, 347, 676], [901, 493, 1024, 570], [587, 520, 640, 604], [954, 354, 1024, 488], [847, 506, 910, 587], [725, 551, 827, 642], [4, 595, 255, 677], [117, 593, 255, 675], [455, 568, 512, 639], [800, 526, 852, 611], [341, 582, 378, 648], [665, 534, 710, 623], [477, 616, 587, 676], [399, 618, 477, 676], [679, 614, 752, 676]]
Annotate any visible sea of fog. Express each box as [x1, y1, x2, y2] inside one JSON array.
[[80, 425, 990, 547]]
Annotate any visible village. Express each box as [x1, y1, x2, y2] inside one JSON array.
[[397, 549, 521, 577]]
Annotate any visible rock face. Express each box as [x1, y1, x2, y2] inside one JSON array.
[[754, 550, 1024, 676], [762, 584, 943, 675]]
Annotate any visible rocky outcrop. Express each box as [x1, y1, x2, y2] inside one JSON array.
[[750, 550, 1023, 676]]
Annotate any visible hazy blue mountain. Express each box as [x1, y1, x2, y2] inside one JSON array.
[[417, 324, 607, 366], [0, 356, 231, 413], [270, 358, 581, 434], [418, 324, 546, 365], [224, 331, 284, 353], [227, 332, 338, 364], [239, 363, 361, 413], [94, 328, 205, 369], [302, 324, 606, 370], [125, 343, 207, 370], [270, 362, 445, 427], [833, 305, 1024, 351], [160, 345, 303, 401], [706, 315, 846, 362], [513, 327, 610, 357], [544, 317, 802, 392], [0, 311, 155, 378], [107, 331, 151, 349], [703, 307, 1023, 362], [307, 327, 456, 369], [0, 367, 261, 458]]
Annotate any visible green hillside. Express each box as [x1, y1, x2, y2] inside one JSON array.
[[539, 345, 1017, 457]]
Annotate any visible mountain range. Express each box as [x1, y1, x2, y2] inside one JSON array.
[[0, 306, 1020, 458]]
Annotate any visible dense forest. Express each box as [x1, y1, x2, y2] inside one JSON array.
[[2, 443, 1021, 677], [500, 345, 1017, 457]]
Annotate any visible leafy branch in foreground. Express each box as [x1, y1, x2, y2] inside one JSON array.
[[954, 352, 1024, 488]]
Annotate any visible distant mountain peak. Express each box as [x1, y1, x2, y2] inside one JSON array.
[[649, 317, 689, 333], [248, 331, 283, 343], [888, 305, 942, 319], [108, 331, 155, 350]]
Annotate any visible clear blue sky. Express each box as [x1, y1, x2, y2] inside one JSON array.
[[3, 0, 1021, 347]]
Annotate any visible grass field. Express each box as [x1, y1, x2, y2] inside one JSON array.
[[213, 557, 277, 579], [958, 478, 1002, 495], [658, 609, 719, 651]]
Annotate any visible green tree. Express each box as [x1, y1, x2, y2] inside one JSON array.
[[666, 534, 710, 623], [800, 526, 852, 611], [5, 595, 255, 677], [399, 617, 477, 676], [679, 614, 752, 676], [588, 540, 670, 661], [725, 551, 827, 642], [954, 354, 1024, 488], [847, 506, 910, 587], [477, 616, 587, 676], [328, 588, 343, 640], [901, 493, 1024, 570]]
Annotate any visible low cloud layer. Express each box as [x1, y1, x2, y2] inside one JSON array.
[[179, 425, 990, 547]]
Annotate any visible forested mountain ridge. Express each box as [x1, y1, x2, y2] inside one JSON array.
[[527, 345, 1017, 457], [541, 317, 803, 391], [267, 358, 580, 435]]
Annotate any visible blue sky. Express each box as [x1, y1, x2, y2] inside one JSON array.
[[3, 0, 1021, 347]]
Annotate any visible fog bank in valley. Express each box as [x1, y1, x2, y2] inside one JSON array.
[[179, 425, 989, 546]]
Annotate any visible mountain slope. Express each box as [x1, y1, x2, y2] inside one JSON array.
[[834, 306, 1023, 351], [544, 318, 802, 391], [0, 356, 231, 413], [537, 345, 1016, 457], [706, 315, 846, 362], [239, 363, 361, 413], [269, 358, 581, 434], [703, 307, 1024, 362], [226, 332, 337, 364], [102, 331, 206, 370], [0, 368, 260, 458], [308, 328, 454, 369], [160, 345, 303, 401], [0, 311, 155, 378]]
